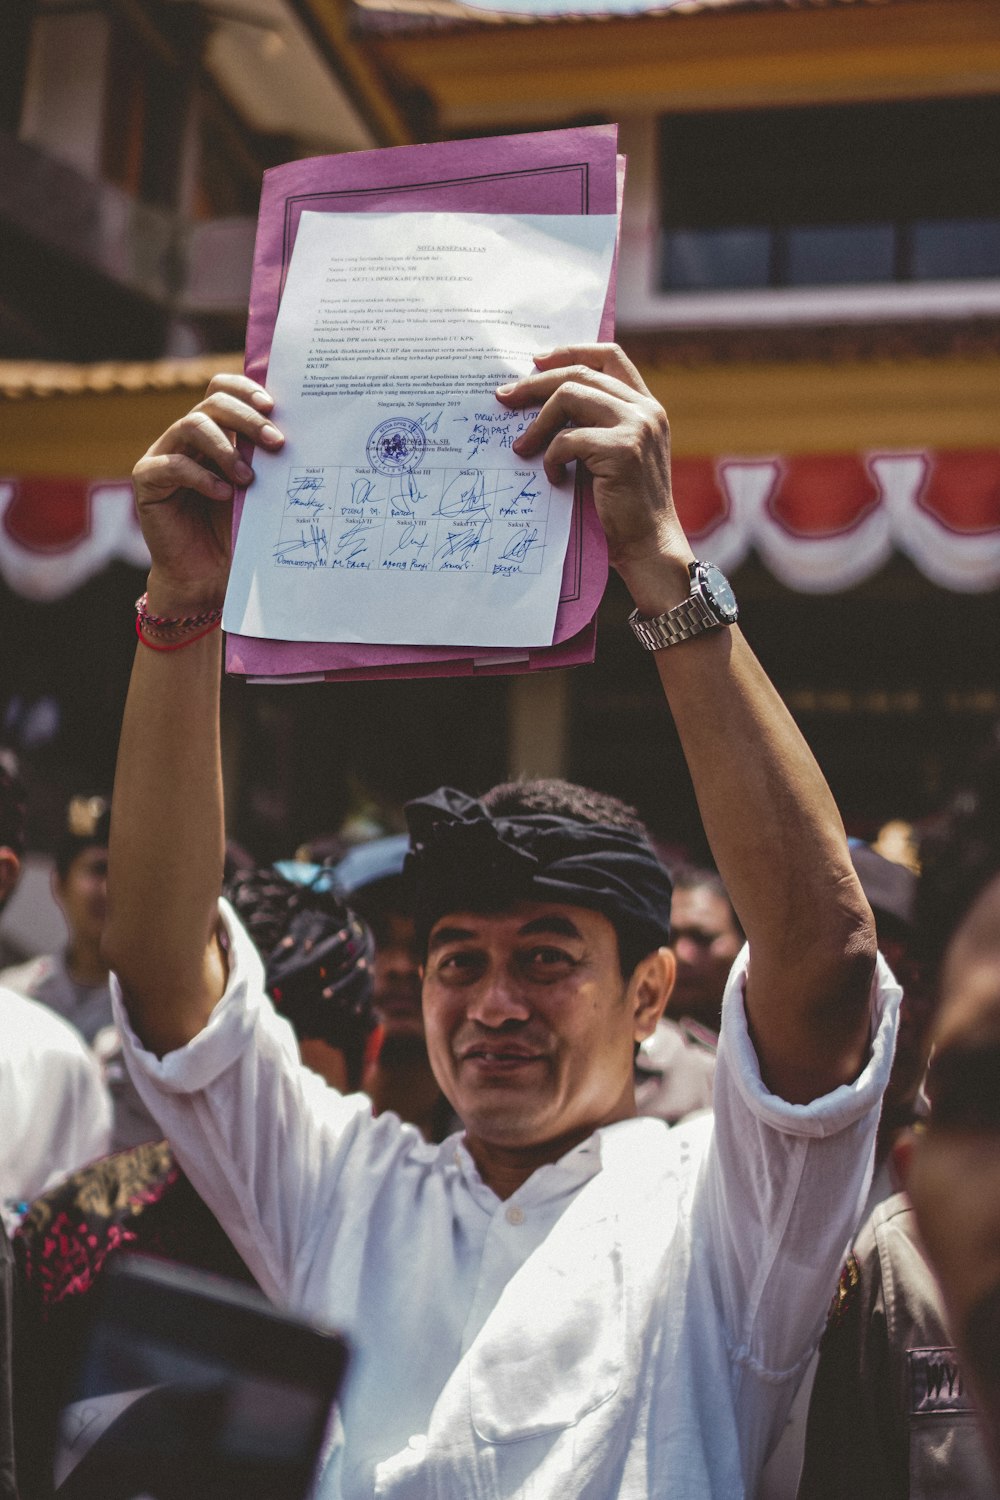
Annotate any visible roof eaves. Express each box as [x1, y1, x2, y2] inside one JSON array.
[[0, 355, 245, 403], [354, 0, 899, 38]]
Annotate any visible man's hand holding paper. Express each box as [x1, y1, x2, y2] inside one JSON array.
[[498, 344, 695, 611]]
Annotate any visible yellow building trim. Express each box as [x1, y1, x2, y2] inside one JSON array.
[[370, 0, 1000, 128], [0, 390, 225, 478], [639, 354, 1000, 457], [2, 354, 996, 476]]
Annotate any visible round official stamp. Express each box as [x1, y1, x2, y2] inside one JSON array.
[[366, 418, 426, 475]]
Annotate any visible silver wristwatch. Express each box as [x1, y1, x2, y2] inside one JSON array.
[[628, 561, 738, 651]]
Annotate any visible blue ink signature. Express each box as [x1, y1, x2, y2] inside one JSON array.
[[335, 522, 371, 557], [389, 522, 429, 560], [389, 471, 427, 519], [417, 410, 444, 435], [351, 477, 377, 507], [434, 520, 490, 567], [499, 478, 541, 516], [438, 470, 489, 519], [499, 527, 540, 565], [273, 522, 328, 566], [287, 474, 326, 510]]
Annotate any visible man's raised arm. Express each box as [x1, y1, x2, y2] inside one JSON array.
[[500, 345, 876, 1103], [103, 376, 284, 1055]]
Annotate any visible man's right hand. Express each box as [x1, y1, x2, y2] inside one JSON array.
[[132, 374, 284, 611]]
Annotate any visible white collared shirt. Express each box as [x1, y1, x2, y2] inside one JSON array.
[[114, 904, 900, 1500], [0, 984, 112, 1221]]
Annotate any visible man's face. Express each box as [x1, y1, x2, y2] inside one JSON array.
[[908, 873, 1000, 1479], [371, 909, 423, 1039], [667, 884, 742, 1031], [56, 845, 108, 946], [421, 901, 663, 1167]]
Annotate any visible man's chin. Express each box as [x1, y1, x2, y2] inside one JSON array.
[[377, 1006, 425, 1040]]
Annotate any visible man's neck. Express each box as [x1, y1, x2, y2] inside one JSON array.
[[65, 940, 109, 988], [466, 1104, 636, 1200]]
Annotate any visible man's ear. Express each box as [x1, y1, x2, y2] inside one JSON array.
[[0, 846, 21, 908], [629, 946, 676, 1043]]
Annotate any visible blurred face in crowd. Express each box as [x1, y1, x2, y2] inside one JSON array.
[[667, 883, 742, 1031], [371, 908, 423, 1039], [421, 901, 670, 1176], [56, 845, 109, 949], [908, 872, 1000, 1481]]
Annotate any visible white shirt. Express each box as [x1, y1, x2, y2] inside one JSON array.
[[115, 904, 900, 1500], [0, 984, 112, 1217]]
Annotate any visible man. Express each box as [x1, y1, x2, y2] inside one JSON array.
[[632, 864, 739, 1126], [335, 835, 456, 1141], [105, 345, 898, 1498], [794, 771, 1000, 1498], [0, 755, 111, 1215], [905, 745, 1000, 1485], [666, 864, 744, 1037], [1, 796, 159, 1152]]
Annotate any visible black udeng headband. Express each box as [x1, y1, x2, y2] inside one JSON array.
[[404, 787, 673, 967]]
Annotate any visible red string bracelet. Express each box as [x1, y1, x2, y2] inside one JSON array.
[[135, 617, 222, 652]]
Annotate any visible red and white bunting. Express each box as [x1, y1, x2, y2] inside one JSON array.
[[1, 451, 998, 601]]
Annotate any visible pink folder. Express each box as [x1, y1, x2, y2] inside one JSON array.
[[226, 125, 622, 682]]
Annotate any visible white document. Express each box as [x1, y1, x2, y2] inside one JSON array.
[[223, 211, 618, 648]]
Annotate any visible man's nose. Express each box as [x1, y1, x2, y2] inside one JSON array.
[[465, 968, 531, 1027], [383, 946, 418, 980], [672, 936, 701, 967]]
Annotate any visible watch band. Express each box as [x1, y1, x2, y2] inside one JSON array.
[[628, 561, 737, 651]]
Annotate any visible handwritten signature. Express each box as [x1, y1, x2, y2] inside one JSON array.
[[389, 471, 427, 519], [434, 519, 490, 567], [499, 478, 541, 516], [287, 474, 327, 510], [388, 521, 429, 561], [351, 477, 378, 508], [273, 521, 328, 566], [438, 470, 490, 519], [498, 527, 540, 565]]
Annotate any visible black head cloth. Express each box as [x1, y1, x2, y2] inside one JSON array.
[[403, 787, 673, 967]]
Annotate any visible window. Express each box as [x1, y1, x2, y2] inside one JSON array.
[[658, 98, 1000, 292]]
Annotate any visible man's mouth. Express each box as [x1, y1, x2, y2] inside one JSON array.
[[457, 1044, 543, 1070]]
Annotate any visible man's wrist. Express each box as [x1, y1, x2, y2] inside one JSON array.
[[616, 550, 697, 621], [145, 571, 226, 620]]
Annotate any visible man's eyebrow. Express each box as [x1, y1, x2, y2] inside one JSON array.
[[517, 915, 584, 941], [427, 925, 478, 953]]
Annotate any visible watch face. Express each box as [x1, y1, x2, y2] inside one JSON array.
[[698, 563, 738, 623]]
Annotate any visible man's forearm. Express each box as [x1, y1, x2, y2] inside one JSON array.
[[105, 614, 228, 1054], [648, 612, 876, 1099], [106, 376, 282, 1054]]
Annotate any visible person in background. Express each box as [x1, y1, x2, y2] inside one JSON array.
[[633, 863, 736, 1125], [665, 864, 744, 1037], [0, 755, 110, 1222], [847, 840, 934, 1214], [0, 796, 158, 1153], [13, 867, 376, 1499], [333, 835, 456, 1141], [906, 739, 1000, 1486], [792, 778, 1000, 1500]]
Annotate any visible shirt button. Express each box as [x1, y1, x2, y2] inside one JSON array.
[[505, 1205, 525, 1226], [407, 1434, 427, 1453]]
